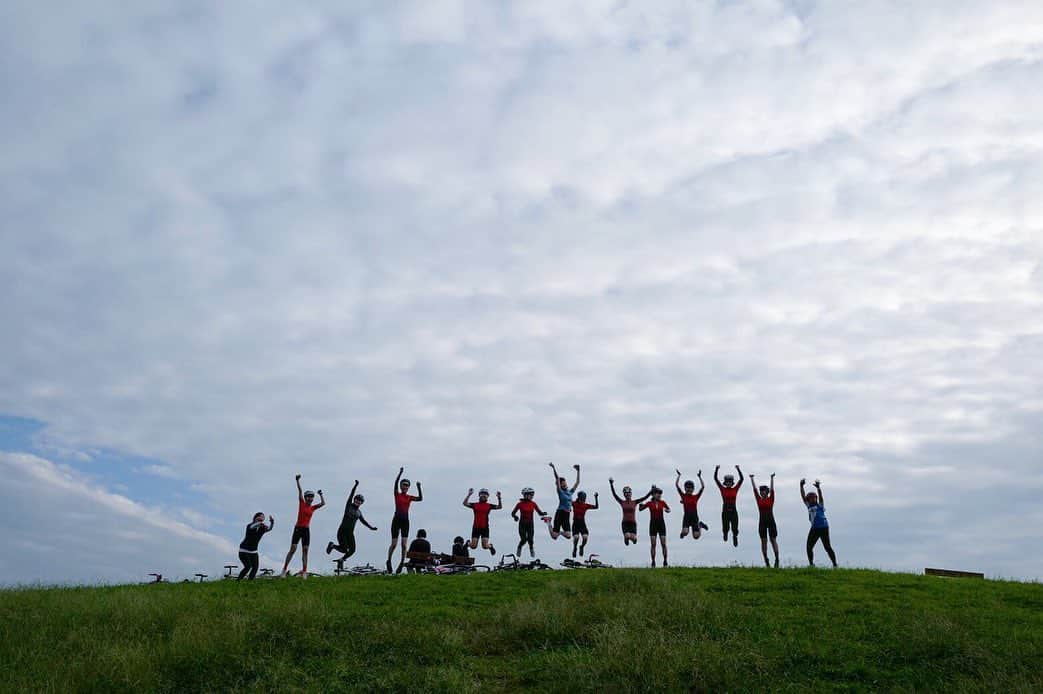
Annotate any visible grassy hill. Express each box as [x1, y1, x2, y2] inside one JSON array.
[[1, 567, 1041, 692]]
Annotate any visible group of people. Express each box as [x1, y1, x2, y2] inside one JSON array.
[[235, 463, 839, 580]]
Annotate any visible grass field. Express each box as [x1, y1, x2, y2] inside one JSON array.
[[1, 568, 1041, 692]]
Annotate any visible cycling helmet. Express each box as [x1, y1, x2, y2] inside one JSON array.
[[478, 488, 490, 496], [577, 491, 587, 500], [400, 478, 411, 486], [684, 479, 695, 489], [759, 485, 770, 495], [303, 490, 315, 498], [453, 536, 465, 545], [723, 474, 735, 485], [622, 485, 632, 494], [651, 485, 663, 494], [522, 487, 534, 495], [354, 494, 365, 503]]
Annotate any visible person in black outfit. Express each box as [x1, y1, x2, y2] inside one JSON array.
[[238, 512, 274, 580], [326, 480, 378, 568], [405, 529, 433, 573], [451, 535, 470, 559]]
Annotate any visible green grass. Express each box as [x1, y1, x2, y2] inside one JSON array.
[[2, 568, 1041, 692]]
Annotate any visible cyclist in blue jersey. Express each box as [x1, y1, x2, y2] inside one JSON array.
[[800, 478, 837, 567], [544, 462, 580, 540]]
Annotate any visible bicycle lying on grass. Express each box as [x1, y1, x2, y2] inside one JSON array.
[[493, 553, 554, 571], [332, 561, 385, 576], [560, 554, 613, 569]]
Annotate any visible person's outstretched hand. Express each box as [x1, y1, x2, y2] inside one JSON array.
[[295, 474, 301, 481]]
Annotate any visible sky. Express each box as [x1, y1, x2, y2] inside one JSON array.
[[2, 1, 1042, 585]]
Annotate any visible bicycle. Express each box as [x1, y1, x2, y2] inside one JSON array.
[[145, 573, 168, 584], [561, 554, 613, 569], [494, 554, 553, 572]]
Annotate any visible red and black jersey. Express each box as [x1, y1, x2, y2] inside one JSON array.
[[470, 501, 494, 529], [572, 501, 594, 520], [679, 492, 701, 512], [720, 486, 740, 505], [394, 492, 415, 516], [513, 500, 540, 522], [641, 499, 669, 519], [756, 494, 775, 515]]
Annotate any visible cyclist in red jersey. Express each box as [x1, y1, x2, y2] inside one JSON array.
[[463, 487, 502, 556], [640, 486, 671, 567], [387, 467, 423, 573], [281, 474, 325, 578], [609, 478, 652, 546], [512, 487, 549, 557], [750, 472, 779, 568], [715, 464, 744, 546], [675, 468, 710, 540], [571, 491, 599, 558]]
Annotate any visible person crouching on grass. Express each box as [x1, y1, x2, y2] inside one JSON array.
[[405, 529, 433, 574], [801, 478, 838, 567], [750, 472, 779, 568], [675, 468, 709, 540], [571, 491, 598, 557], [512, 487, 548, 558], [238, 512, 274, 580], [281, 474, 325, 578], [640, 486, 671, 567], [463, 487, 502, 556]]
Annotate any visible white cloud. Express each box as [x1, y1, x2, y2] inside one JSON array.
[[1, 1, 1042, 581]]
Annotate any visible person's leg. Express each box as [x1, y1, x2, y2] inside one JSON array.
[[469, 536, 479, 550], [806, 529, 818, 566], [282, 542, 298, 575], [571, 534, 579, 557], [238, 551, 252, 580], [301, 536, 310, 576], [680, 521, 689, 539], [731, 512, 739, 547], [579, 533, 588, 556], [249, 553, 259, 579], [722, 511, 729, 541], [771, 537, 780, 567], [649, 535, 657, 566], [660, 535, 668, 566], [821, 528, 837, 566]]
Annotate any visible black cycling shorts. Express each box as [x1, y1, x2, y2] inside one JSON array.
[[291, 525, 311, 547], [649, 517, 667, 537], [682, 510, 701, 530], [518, 521, 534, 542], [573, 518, 590, 535], [553, 509, 571, 533], [471, 525, 489, 539], [758, 515, 778, 540], [390, 513, 410, 539], [621, 520, 637, 535], [722, 506, 739, 535]]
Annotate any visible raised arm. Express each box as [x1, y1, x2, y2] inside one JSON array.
[[394, 467, 403, 495], [549, 462, 559, 489], [735, 465, 744, 489], [267, 515, 275, 531], [770, 473, 775, 499], [609, 478, 623, 503], [314, 489, 326, 509], [749, 473, 758, 499], [814, 479, 823, 505], [697, 470, 705, 496], [634, 487, 653, 504], [492, 491, 503, 510], [463, 488, 473, 508], [714, 465, 723, 489], [800, 478, 808, 503], [571, 464, 581, 493], [414, 481, 423, 502], [295, 474, 304, 501], [675, 469, 683, 496], [348, 480, 359, 503], [591, 492, 599, 510]]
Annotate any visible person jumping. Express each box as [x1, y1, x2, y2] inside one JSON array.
[[801, 478, 838, 567], [543, 462, 580, 540], [750, 472, 779, 568], [463, 487, 502, 555], [640, 486, 671, 567], [326, 479, 378, 569], [281, 474, 325, 578], [238, 512, 274, 580], [675, 468, 709, 540], [387, 467, 423, 574], [571, 491, 599, 557], [511, 487, 548, 557], [715, 465, 743, 546], [608, 478, 651, 545]]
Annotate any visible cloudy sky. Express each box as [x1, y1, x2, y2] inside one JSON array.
[[2, 1, 1042, 585]]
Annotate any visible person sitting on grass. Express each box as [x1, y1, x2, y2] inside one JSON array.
[[801, 478, 838, 567], [640, 486, 671, 567], [571, 491, 598, 557], [387, 467, 423, 574], [715, 465, 743, 547], [238, 512, 274, 580], [608, 478, 652, 545], [463, 487, 502, 556], [750, 472, 779, 568], [544, 462, 580, 540], [451, 535, 470, 561], [405, 529, 433, 574], [675, 469, 709, 540], [281, 474, 325, 578], [326, 479, 378, 570], [512, 487, 549, 558]]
